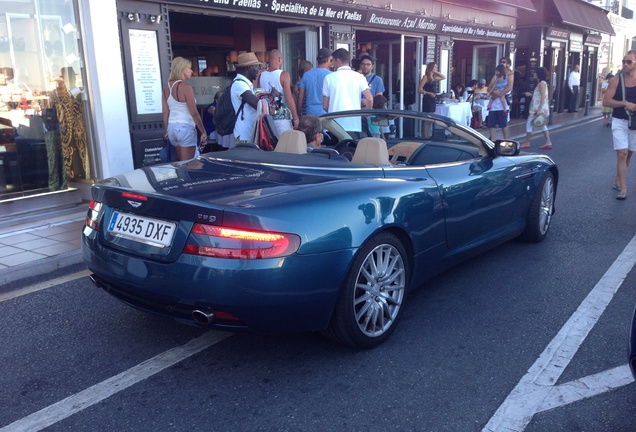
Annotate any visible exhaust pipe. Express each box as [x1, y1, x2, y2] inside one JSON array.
[[192, 309, 215, 324], [89, 274, 106, 289]]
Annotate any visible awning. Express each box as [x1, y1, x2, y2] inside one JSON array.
[[553, 0, 615, 35], [485, 0, 537, 12]]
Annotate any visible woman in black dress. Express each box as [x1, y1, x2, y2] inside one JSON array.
[[418, 62, 446, 137]]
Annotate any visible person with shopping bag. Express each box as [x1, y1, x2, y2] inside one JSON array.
[[520, 67, 553, 151]]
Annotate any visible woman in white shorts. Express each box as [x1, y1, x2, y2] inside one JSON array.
[[602, 50, 636, 200], [162, 57, 207, 160]]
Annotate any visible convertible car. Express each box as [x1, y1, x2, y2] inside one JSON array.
[[82, 109, 557, 348]]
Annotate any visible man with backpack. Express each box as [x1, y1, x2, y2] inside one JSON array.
[[214, 52, 262, 146]]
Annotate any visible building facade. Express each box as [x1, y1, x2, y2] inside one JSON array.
[[0, 0, 614, 216]]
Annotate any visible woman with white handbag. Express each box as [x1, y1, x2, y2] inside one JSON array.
[[521, 67, 553, 150]]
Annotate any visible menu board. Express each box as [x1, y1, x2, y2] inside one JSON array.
[[129, 29, 162, 115]]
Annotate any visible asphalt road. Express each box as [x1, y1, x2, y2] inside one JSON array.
[[2, 118, 636, 431]]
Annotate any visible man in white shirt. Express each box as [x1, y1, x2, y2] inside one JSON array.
[[231, 52, 261, 143], [568, 64, 580, 113], [322, 48, 373, 137]]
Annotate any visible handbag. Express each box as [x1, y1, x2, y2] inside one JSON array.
[[532, 113, 548, 129], [258, 116, 273, 151], [159, 139, 177, 163], [252, 96, 277, 150], [628, 111, 636, 131], [620, 72, 636, 130]]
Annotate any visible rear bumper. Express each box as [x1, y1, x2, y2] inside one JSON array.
[[82, 233, 354, 333]]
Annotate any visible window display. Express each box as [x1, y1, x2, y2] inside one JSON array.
[[0, 0, 91, 200]]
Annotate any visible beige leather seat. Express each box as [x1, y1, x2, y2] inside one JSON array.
[[274, 130, 307, 154], [352, 137, 390, 165]]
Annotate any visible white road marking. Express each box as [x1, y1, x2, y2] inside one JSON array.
[[0, 270, 92, 303], [483, 234, 636, 431], [0, 331, 230, 432], [536, 365, 634, 413]]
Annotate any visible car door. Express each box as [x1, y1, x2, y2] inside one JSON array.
[[425, 155, 522, 251]]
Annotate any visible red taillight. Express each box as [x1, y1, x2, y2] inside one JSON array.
[[121, 192, 148, 201], [85, 200, 102, 231], [184, 224, 301, 259]]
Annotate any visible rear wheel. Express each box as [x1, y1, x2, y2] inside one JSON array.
[[326, 233, 409, 348], [521, 171, 555, 242]]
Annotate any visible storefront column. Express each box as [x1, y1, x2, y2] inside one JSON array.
[[81, 0, 133, 180]]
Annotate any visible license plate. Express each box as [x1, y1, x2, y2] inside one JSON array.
[[107, 211, 176, 247]]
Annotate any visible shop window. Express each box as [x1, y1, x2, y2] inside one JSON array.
[[0, 1, 91, 201]]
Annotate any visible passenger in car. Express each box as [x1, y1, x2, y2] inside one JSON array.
[[298, 115, 323, 151]]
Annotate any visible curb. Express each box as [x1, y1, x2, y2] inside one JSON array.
[[0, 249, 84, 288], [506, 107, 603, 141]]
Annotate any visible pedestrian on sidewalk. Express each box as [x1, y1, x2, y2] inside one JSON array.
[[298, 48, 332, 116], [418, 62, 445, 138], [567, 64, 580, 113], [322, 48, 373, 138], [257, 49, 300, 135], [486, 64, 510, 140], [162, 57, 208, 161], [521, 67, 552, 150], [603, 50, 636, 200]]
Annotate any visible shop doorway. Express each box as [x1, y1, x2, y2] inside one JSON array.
[[277, 26, 317, 87], [472, 44, 502, 83], [355, 32, 425, 112], [581, 49, 598, 107], [544, 47, 565, 113]]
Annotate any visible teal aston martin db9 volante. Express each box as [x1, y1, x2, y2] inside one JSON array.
[[82, 109, 557, 347]]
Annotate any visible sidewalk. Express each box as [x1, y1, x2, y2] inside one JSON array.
[[0, 205, 87, 287], [0, 105, 605, 287], [497, 104, 603, 141]]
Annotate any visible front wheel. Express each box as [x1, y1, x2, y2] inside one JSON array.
[[521, 171, 555, 242], [326, 233, 409, 348]]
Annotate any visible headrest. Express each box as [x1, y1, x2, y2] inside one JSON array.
[[275, 130, 307, 154], [352, 137, 390, 165]]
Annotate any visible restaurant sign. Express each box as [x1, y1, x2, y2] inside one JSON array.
[[166, 0, 517, 41], [584, 34, 602, 46], [546, 27, 570, 41]]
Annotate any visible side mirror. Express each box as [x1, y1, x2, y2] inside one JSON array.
[[494, 139, 520, 156]]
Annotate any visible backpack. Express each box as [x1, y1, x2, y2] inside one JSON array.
[[213, 78, 248, 136]]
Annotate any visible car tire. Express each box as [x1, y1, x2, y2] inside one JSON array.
[[521, 171, 555, 242], [325, 232, 409, 348]]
